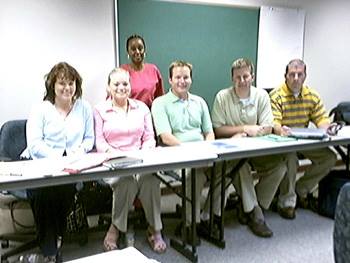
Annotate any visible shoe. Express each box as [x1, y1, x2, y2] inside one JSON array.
[[247, 218, 273, 238], [278, 206, 296, 219], [174, 222, 201, 246]]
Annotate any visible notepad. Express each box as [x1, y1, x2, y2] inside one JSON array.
[[103, 156, 143, 169], [63, 153, 138, 174], [289, 128, 328, 140], [63, 153, 109, 174]]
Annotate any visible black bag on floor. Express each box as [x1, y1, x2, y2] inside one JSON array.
[[78, 181, 112, 216], [318, 170, 350, 219], [65, 192, 89, 246]]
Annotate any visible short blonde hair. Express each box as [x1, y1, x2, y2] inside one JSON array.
[[107, 67, 130, 85]]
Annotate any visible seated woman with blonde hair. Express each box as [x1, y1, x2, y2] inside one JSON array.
[[93, 67, 166, 253]]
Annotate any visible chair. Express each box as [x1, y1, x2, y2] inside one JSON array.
[[0, 119, 39, 263], [329, 103, 350, 170], [333, 182, 350, 263], [0, 120, 118, 261]]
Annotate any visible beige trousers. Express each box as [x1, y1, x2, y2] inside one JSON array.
[[203, 155, 286, 215], [202, 160, 241, 216], [109, 173, 162, 232], [278, 148, 337, 208]]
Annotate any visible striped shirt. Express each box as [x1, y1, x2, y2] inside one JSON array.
[[269, 83, 329, 127]]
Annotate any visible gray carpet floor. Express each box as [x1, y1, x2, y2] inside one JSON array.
[[2, 194, 335, 263], [61, 194, 334, 263]]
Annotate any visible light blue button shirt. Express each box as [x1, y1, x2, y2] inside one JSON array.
[[22, 99, 94, 159]]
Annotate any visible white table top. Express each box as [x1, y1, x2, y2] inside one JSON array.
[[65, 247, 159, 263], [0, 144, 217, 191], [183, 135, 350, 161], [1, 135, 349, 191]]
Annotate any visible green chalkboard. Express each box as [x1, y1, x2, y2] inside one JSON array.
[[117, 0, 259, 109]]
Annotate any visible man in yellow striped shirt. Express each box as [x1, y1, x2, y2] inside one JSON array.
[[270, 59, 336, 219]]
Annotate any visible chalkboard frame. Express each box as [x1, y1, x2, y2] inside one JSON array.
[[116, 0, 259, 109]]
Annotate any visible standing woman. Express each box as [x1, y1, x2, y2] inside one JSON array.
[[120, 34, 164, 108], [22, 62, 94, 262], [94, 68, 166, 253]]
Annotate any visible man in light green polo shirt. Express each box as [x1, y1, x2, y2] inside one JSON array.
[[151, 60, 214, 243], [151, 61, 213, 144]]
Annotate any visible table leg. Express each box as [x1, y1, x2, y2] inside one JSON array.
[[170, 168, 198, 263], [198, 163, 225, 248]]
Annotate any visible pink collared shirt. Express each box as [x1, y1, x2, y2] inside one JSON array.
[[93, 98, 155, 153]]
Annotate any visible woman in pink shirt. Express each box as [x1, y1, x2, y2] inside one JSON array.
[[94, 68, 166, 253], [120, 34, 164, 108]]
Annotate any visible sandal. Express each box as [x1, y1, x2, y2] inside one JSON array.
[[147, 227, 167, 254], [103, 224, 119, 251]]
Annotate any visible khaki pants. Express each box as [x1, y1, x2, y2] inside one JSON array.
[[203, 155, 286, 215], [202, 160, 241, 216], [109, 173, 162, 232], [278, 148, 337, 208]]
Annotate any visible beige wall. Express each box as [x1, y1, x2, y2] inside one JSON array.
[[1, 0, 349, 127], [302, 0, 350, 111], [0, 0, 115, 127]]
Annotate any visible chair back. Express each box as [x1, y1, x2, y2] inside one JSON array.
[[0, 120, 27, 161]]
